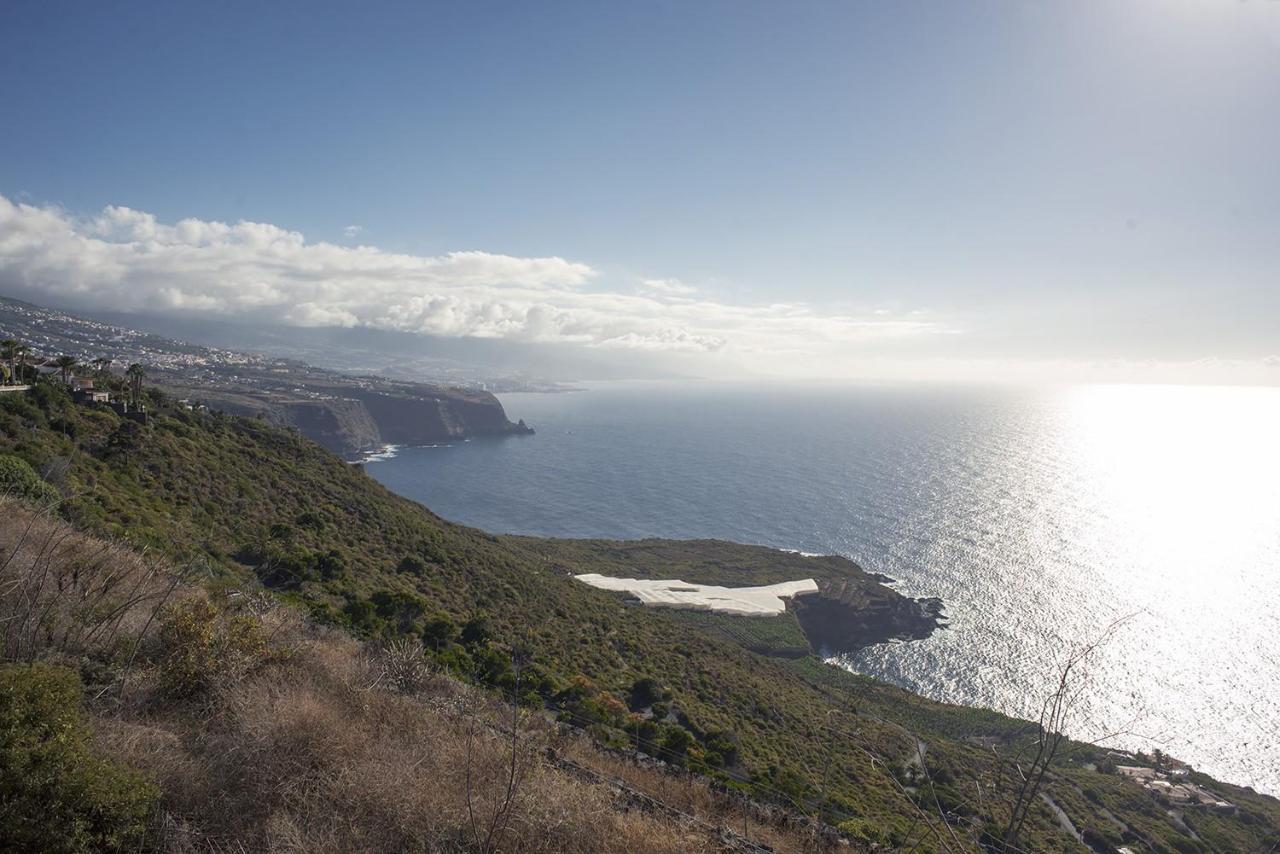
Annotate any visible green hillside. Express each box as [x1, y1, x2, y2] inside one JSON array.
[[2, 378, 1277, 852]]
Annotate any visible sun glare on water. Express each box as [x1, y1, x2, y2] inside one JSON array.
[[1058, 384, 1280, 599]]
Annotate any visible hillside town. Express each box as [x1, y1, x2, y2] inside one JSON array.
[[0, 338, 154, 423]]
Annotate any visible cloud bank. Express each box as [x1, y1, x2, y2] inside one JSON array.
[[0, 195, 939, 368]]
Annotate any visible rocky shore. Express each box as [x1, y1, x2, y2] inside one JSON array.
[[790, 579, 945, 655]]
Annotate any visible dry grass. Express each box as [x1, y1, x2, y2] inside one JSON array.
[[554, 736, 834, 854], [0, 498, 181, 665], [2, 501, 845, 852]]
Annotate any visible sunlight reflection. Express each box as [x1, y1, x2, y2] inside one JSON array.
[[1057, 384, 1280, 599]]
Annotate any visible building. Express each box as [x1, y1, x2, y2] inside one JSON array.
[[73, 388, 111, 404], [1116, 766, 1236, 813]]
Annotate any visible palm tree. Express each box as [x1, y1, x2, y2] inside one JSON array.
[[53, 355, 78, 385], [92, 356, 113, 377], [15, 345, 30, 385], [0, 339, 16, 386], [125, 363, 146, 407]]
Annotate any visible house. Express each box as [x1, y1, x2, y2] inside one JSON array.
[[1116, 766, 1236, 813], [73, 388, 111, 404]]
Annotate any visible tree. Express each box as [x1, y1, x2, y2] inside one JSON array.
[[91, 356, 113, 377], [14, 345, 30, 384], [106, 420, 145, 465], [994, 617, 1134, 853], [0, 339, 16, 385], [125, 363, 145, 406], [53, 355, 78, 385]]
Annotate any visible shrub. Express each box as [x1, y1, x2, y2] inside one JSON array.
[[0, 664, 157, 852], [629, 677, 665, 709], [379, 637, 430, 694], [702, 729, 740, 768], [0, 453, 60, 508], [397, 554, 428, 576], [315, 548, 346, 580], [156, 598, 272, 699], [295, 510, 326, 531], [837, 818, 886, 845], [342, 596, 378, 632], [421, 615, 458, 650], [459, 614, 491, 647], [660, 725, 695, 759]]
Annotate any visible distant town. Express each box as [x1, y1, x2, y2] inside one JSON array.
[[0, 295, 536, 459]]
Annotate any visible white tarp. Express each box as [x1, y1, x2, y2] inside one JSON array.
[[574, 573, 819, 616]]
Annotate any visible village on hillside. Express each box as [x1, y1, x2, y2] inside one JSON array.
[[0, 337, 154, 423]]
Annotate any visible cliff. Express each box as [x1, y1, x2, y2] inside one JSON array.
[[791, 577, 944, 655], [157, 381, 532, 459], [333, 385, 532, 447]]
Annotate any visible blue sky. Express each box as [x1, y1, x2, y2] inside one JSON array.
[[1, 0, 1278, 382]]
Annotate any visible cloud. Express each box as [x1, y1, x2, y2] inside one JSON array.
[[641, 277, 697, 297], [342, 224, 363, 239], [0, 194, 944, 362]]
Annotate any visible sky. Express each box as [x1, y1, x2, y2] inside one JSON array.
[[1, 0, 1278, 383]]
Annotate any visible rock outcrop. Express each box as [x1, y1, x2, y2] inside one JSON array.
[[790, 576, 944, 656]]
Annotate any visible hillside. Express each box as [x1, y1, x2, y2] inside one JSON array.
[[2, 378, 1278, 852], [0, 501, 823, 853], [0, 295, 533, 458]]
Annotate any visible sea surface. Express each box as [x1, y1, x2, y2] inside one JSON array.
[[366, 381, 1280, 795]]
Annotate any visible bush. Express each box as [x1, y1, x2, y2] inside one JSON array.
[[459, 614, 491, 647], [0, 453, 60, 508], [660, 725, 695, 759], [0, 664, 157, 852], [156, 598, 273, 699], [629, 677, 665, 709], [837, 818, 886, 845], [397, 554, 428, 576], [421, 615, 458, 650]]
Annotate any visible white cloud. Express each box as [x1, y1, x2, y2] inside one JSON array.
[[641, 277, 697, 297], [342, 224, 363, 239], [0, 195, 944, 362]]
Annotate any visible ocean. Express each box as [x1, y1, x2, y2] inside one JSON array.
[[365, 381, 1280, 795]]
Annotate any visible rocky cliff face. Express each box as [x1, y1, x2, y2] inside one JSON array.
[[279, 399, 384, 457], [160, 382, 532, 459], [790, 577, 944, 656], [340, 387, 527, 446]]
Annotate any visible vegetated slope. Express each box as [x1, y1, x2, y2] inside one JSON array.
[[0, 502, 809, 853], [2, 380, 1277, 852]]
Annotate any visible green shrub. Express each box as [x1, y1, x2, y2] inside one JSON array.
[[629, 676, 665, 709], [397, 554, 428, 576], [0, 453, 60, 508], [0, 663, 157, 852], [421, 615, 458, 650], [459, 613, 491, 647], [156, 599, 272, 699], [660, 725, 695, 759], [837, 818, 886, 845]]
